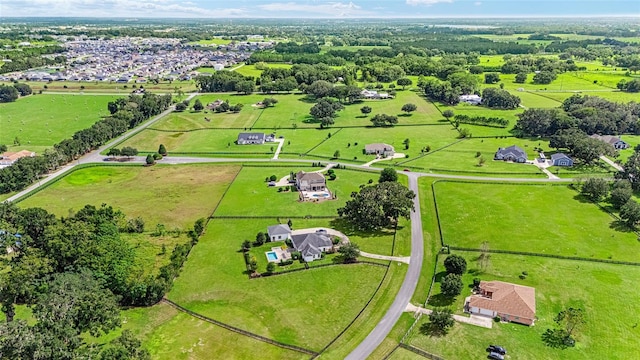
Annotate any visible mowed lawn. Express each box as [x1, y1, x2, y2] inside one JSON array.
[[0, 94, 119, 153], [432, 181, 640, 262], [19, 164, 240, 229], [100, 302, 306, 360], [408, 253, 640, 360], [213, 165, 381, 217], [168, 219, 388, 351]]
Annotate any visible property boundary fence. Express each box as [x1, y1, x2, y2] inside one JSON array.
[[398, 343, 445, 360], [161, 298, 319, 356]]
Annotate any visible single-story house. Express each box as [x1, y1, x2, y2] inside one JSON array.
[[459, 94, 482, 105], [590, 134, 629, 150], [551, 153, 574, 167], [291, 232, 333, 262], [267, 224, 291, 241], [365, 143, 395, 157], [465, 280, 536, 326], [0, 150, 36, 167], [494, 145, 527, 163], [206, 99, 225, 110], [213, 63, 225, 71], [296, 171, 326, 192], [237, 132, 266, 145], [361, 89, 390, 99]]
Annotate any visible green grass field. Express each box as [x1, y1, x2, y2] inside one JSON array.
[[408, 252, 640, 360], [168, 218, 388, 351], [19, 164, 240, 229], [234, 63, 293, 78], [432, 181, 640, 262], [0, 94, 120, 153], [0, 80, 196, 93]]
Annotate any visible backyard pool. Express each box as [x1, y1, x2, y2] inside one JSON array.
[[266, 251, 278, 261], [312, 193, 330, 198]]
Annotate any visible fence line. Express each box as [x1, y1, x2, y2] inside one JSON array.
[[398, 344, 445, 360], [161, 298, 318, 356]]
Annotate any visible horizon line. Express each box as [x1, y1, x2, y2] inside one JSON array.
[[1, 15, 639, 20]]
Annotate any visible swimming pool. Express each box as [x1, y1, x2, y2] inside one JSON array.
[[266, 251, 278, 261], [312, 193, 330, 198]]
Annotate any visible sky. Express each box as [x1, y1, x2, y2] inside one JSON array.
[[1, 0, 639, 19]]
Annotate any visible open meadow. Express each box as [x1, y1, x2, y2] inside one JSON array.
[[19, 164, 240, 229], [432, 181, 640, 262], [0, 93, 119, 153], [407, 252, 640, 360]]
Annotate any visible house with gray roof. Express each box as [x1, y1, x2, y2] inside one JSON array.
[[365, 143, 395, 157], [494, 145, 527, 163], [291, 232, 333, 262], [237, 133, 266, 145], [296, 171, 326, 191], [590, 134, 629, 150], [551, 153, 573, 167], [267, 224, 291, 242]]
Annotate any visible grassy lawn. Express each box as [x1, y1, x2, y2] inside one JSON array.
[[433, 181, 640, 262], [407, 252, 640, 360], [0, 94, 119, 153], [213, 165, 379, 217], [1, 80, 196, 93], [168, 218, 388, 351], [101, 302, 307, 360], [124, 232, 189, 277], [402, 138, 547, 176], [19, 164, 240, 229], [234, 63, 293, 78]]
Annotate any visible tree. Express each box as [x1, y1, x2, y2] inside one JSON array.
[[515, 72, 528, 83], [370, 113, 398, 127], [255, 232, 266, 246], [100, 330, 151, 360], [0, 85, 19, 103], [421, 308, 455, 336], [13, 83, 32, 96], [242, 240, 252, 252], [310, 99, 344, 127], [193, 99, 204, 111], [0, 144, 6, 153], [338, 182, 415, 231], [360, 106, 372, 116], [403, 138, 410, 150], [580, 177, 609, 202], [338, 242, 360, 263], [266, 262, 276, 274], [175, 102, 187, 111], [482, 88, 520, 109], [235, 80, 255, 94], [306, 80, 333, 98], [440, 273, 463, 297], [158, 144, 167, 156], [533, 71, 558, 84], [145, 154, 155, 165], [107, 148, 121, 157], [120, 147, 138, 158], [617, 78, 640, 92], [396, 77, 412, 90], [442, 109, 454, 120], [444, 254, 467, 275], [484, 72, 501, 84], [379, 168, 398, 183], [543, 307, 585, 349], [620, 199, 640, 227], [610, 180, 632, 209], [269, 175, 277, 182], [333, 150, 340, 159], [401, 103, 417, 114]]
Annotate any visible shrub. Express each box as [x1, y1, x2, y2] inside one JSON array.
[[494, 316, 501, 322]]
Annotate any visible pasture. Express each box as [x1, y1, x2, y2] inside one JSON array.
[[432, 181, 640, 262], [408, 252, 640, 360], [19, 164, 240, 229], [234, 63, 293, 78], [1, 80, 197, 93], [167, 218, 389, 351], [0, 94, 119, 153]]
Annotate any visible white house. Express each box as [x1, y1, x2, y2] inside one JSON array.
[[213, 63, 225, 71], [365, 143, 395, 157], [459, 94, 482, 105], [267, 224, 291, 241], [296, 171, 326, 191]]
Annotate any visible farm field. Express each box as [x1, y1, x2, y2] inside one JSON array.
[[167, 218, 390, 351], [407, 252, 640, 360], [432, 181, 640, 262], [100, 302, 307, 360], [19, 164, 240, 229], [0, 94, 119, 153]]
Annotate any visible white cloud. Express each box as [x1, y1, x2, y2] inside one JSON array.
[[0, 0, 246, 17], [474, 1, 482, 5], [257, 2, 366, 16], [406, 0, 454, 5]]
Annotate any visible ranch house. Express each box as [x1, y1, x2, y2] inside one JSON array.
[[494, 145, 527, 163], [365, 143, 395, 157], [465, 280, 536, 326], [291, 232, 333, 262], [267, 224, 292, 241], [551, 153, 574, 167], [590, 134, 629, 150]]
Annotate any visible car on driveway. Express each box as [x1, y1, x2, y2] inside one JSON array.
[[487, 345, 507, 355], [403, 168, 410, 172], [488, 352, 504, 360]]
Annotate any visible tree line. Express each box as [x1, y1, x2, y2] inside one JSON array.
[[0, 92, 172, 194]]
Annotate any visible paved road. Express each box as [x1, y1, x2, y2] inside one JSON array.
[[345, 173, 424, 360], [600, 155, 624, 171]]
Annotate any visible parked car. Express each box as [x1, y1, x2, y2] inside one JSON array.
[[488, 352, 504, 360], [403, 168, 411, 172], [487, 345, 507, 355]]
